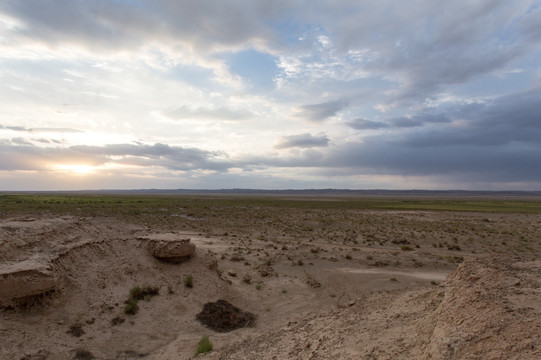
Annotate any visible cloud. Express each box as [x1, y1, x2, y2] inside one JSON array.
[[10, 137, 33, 145], [0, 0, 282, 54], [275, 133, 329, 149], [0, 124, 83, 133], [70, 143, 231, 171], [300, 0, 538, 104], [294, 100, 347, 122], [244, 87, 541, 185], [162, 105, 253, 121], [401, 87, 541, 148], [345, 118, 388, 130], [0, 142, 232, 172]]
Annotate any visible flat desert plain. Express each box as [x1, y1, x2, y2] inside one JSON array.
[[1, 194, 541, 359]]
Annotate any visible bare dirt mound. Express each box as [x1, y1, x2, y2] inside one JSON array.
[[420, 255, 541, 359], [197, 300, 256, 332], [0, 216, 235, 360], [200, 256, 541, 360]]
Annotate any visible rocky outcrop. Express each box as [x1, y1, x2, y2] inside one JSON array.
[[0, 260, 56, 307], [142, 234, 196, 262]]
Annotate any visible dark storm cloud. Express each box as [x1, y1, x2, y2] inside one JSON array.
[[327, 140, 541, 183], [274, 133, 329, 149], [251, 87, 541, 184], [402, 87, 541, 148], [294, 100, 348, 122]]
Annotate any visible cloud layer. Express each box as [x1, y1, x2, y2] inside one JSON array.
[[1, 0, 541, 190]]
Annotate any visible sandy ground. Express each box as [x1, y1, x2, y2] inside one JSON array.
[[1, 211, 540, 359]]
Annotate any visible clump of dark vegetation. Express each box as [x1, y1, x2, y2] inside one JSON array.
[[124, 299, 139, 315], [73, 348, 94, 360], [195, 335, 213, 356], [111, 316, 125, 326], [129, 285, 159, 301], [67, 323, 85, 337], [196, 300, 256, 332], [184, 275, 193, 288], [124, 285, 159, 315]]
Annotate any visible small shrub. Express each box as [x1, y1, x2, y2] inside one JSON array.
[[74, 348, 94, 360], [345, 254, 352, 260], [129, 286, 142, 301], [400, 245, 414, 251], [142, 285, 159, 297], [195, 335, 213, 356], [185, 275, 193, 288], [390, 277, 397, 282], [255, 284, 262, 290], [281, 289, 287, 294], [124, 299, 139, 315], [67, 323, 85, 337]]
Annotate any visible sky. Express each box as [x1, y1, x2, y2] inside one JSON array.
[[1, 0, 541, 191]]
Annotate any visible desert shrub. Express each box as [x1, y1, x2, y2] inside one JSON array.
[[400, 245, 414, 251], [74, 348, 94, 359], [129, 286, 142, 300], [124, 285, 159, 315], [195, 335, 213, 356], [67, 323, 85, 337], [255, 284, 262, 290], [185, 275, 193, 288], [124, 299, 139, 315]]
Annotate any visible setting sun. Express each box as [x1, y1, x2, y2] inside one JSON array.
[[54, 164, 97, 175]]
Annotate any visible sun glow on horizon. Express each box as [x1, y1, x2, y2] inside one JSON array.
[[54, 164, 98, 175]]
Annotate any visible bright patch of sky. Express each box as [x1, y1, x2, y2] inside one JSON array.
[[224, 49, 278, 90]]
